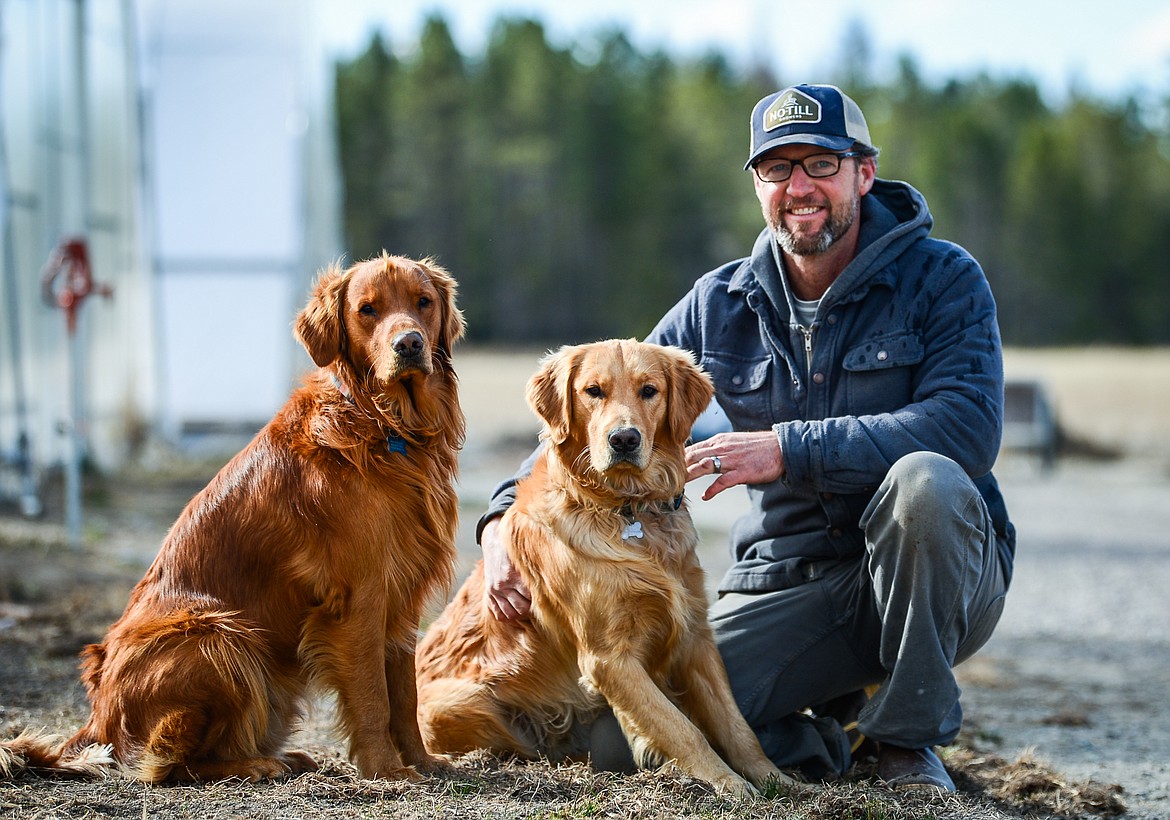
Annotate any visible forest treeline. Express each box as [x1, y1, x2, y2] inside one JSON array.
[[334, 16, 1170, 346]]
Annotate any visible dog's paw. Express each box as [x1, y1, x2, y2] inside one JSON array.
[[748, 763, 798, 792], [358, 760, 424, 782], [236, 757, 304, 782], [280, 750, 319, 775], [711, 772, 758, 799], [409, 752, 456, 777], [375, 766, 424, 782]]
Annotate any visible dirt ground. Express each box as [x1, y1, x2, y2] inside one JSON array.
[[1, 346, 1167, 818]]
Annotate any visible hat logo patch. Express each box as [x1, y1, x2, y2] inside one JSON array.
[[764, 88, 821, 132]]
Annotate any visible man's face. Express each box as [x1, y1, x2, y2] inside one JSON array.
[[752, 144, 875, 258]]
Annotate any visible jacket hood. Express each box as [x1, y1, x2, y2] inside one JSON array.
[[739, 177, 934, 313], [822, 178, 933, 305]]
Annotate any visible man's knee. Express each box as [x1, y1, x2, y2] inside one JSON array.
[[863, 451, 986, 557], [878, 452, 977, 522], [886, 451, 967, 497]]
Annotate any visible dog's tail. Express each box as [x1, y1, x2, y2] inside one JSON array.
[[123, 609, 279, 784], [0, 730, 114, 779]]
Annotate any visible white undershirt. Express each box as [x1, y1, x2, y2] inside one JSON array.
[[791, 295, 820, 328]]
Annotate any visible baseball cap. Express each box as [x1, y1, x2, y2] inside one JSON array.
[[745, 84, 873, 170]]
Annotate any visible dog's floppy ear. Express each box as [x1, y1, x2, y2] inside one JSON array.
[[419, 257, 466, 364], [295, 262, 349, 367], [663, 346, 715, 443], [526, 345, 580, 446]]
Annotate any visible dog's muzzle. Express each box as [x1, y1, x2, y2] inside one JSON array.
[[384, 330, 432, 379], [393, 330, 426, 361], [607, 427, 643, 463]]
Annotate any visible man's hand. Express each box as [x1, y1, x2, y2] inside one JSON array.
[[685, 430, 784, 500], [481, 517, 532, 621]]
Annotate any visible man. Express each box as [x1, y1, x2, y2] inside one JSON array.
[[478, 83, 1014, 791]]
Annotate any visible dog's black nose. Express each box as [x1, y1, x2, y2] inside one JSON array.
[[393, 331, 425, 358], [608, 427, 641, 454]]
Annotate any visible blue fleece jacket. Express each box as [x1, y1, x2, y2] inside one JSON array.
[[647, 178, 1014, 592]]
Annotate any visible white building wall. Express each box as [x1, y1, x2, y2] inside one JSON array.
[[142, 0, 341, 439], [0, 0, 149, 485], [0, 0, 342, 503]]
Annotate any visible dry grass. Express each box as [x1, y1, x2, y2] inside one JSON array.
[[0, 530, 1128, 819], [0, 749, 1073, 820], [0, 747, 1128, 820], [1003, 346, 1170, 459], [949, 748, 1128, 819]]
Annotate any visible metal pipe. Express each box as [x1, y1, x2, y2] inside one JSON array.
[[0, 3, 43, 518], [62, 0, 92, 549]]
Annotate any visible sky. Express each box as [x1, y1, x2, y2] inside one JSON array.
[[318, 0, 1170, 105]]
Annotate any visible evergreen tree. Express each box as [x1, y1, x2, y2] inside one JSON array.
[[333, 16, 1170, 346]]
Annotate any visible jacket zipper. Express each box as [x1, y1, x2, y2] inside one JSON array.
[[799, 325, 814, 375]]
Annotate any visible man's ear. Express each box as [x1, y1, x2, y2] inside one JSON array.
[[857, 155, 877, 197]]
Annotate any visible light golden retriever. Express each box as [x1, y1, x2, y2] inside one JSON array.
[[1, 253, 464, 783], [415, 339, 792, 796]]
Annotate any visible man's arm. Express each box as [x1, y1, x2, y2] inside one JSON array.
[[761, 249, 1005, 498], [476, 445, 542, 621]]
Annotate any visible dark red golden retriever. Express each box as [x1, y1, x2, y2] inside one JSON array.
[[415, 340, 793, 797], [1, 253, 464, 783]]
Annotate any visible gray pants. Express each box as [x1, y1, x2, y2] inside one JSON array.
[[710, 451, 1009, 777]]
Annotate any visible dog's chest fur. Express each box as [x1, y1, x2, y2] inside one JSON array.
[[516, 493, 705, 642], [562, 502, 696, 566]]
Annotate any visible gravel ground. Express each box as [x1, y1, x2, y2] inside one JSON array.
[[956, 455, 1170, 819], [3, 346, 1168, 818]]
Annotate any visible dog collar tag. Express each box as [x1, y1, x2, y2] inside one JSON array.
[[621, 520, 643, 540], [387, 434, 408, 455]]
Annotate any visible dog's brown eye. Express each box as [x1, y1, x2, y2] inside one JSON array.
[[417, 296, 432, 309], [585, 385, 604, 398], [641, 384, 659, 399], [358, 303, 377, 317]]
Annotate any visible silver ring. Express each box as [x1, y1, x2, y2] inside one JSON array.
[[711, 455, 722, 474]]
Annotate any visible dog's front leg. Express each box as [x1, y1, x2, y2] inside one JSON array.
[[324, 598, 415, 780], [582, 653, 755, 797], [674, 634, 796, 790], [384, 640, 451, 775]]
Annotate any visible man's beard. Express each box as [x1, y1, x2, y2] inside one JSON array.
[[768, 191, 859, 257]]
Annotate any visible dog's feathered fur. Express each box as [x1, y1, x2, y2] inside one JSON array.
[[0, 253, 464, 783], [415, 339, 792, 796]]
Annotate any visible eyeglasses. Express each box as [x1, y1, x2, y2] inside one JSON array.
[[752, 151, 862, 183]]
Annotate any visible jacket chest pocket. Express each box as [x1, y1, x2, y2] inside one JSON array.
[[842, 333, 924, 415], [703, 354, 784, 429]]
